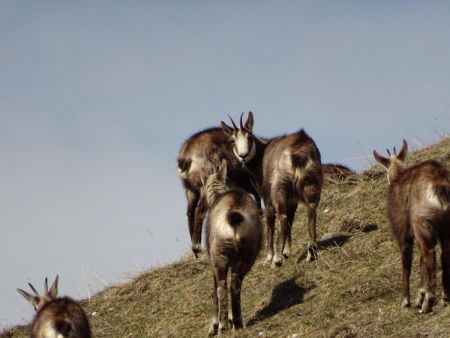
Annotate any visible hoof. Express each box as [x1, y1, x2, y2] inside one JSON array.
[[401, 298, 411, 308], [264, 254, 273, 266], [306, 245, 318, 262], [192, 243, 202, 257], [208, 322, 218, 336], [272, 256, 283, 268]]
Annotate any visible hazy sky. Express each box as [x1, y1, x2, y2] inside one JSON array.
[[1, 1, 450, 329]]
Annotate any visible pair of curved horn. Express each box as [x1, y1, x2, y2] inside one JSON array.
[[228, 112, 250, 132]]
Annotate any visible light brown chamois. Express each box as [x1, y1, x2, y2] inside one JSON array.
[[205, 159, 262, 335], [17, 276, 91, 338], [374, 140, 450, 313], [222, 112, 323, 267], [178, 124, 261, 256]]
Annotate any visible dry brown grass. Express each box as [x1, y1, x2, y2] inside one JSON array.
[[3, 137, 449, 338]]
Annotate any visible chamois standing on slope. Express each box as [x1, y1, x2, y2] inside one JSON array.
[[221, 112, 323, 267], [205, 159, 262, 336], [178, 124, 260, 256], [17, 276, 91, 338], [374, 140, 450, 313]]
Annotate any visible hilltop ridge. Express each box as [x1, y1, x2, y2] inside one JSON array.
[[4, 137, 450, 338]]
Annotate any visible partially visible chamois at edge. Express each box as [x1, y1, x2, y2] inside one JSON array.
[[17, 276, 91, 338], [374, 140, 450, 313]]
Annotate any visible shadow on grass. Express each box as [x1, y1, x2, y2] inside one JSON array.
[[247, 277, 315, 326], [297, 223, 378, 262]]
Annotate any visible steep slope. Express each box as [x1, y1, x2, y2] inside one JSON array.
[[4, 137, 450, 338]]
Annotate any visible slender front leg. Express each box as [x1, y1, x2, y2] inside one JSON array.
[[186, 189, 199, 255], [192, 193, 207, 256]]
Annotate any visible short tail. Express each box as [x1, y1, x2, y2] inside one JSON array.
[[435, 184, 450, 206], [227, 211, 244, 227], [54, 319, 73, 336]]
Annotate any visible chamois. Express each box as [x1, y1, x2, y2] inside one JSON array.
[[222, 112, 323, 267], [374, 140, 450, 313], [322, 163, 354, 185], [178, 124, 260, 256], [205, 159, 262, 335], [17, 276, 91, 338]]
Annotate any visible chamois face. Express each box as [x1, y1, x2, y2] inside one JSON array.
[[17, 276, 59, 312], [373, 139, 408, 184], [221, 112, 256, 163]]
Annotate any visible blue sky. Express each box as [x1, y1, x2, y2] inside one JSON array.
[[1, 1, 450, 329]]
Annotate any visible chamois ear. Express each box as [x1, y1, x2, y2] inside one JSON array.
[[373, 150, 390, 169], [47, 275, 59, 300], [244, 111, 254, 131], [221, 121, 233, 137], [397, 139, 408, 162], [17, 288, 36, 305], [218, 159, 228, 182]]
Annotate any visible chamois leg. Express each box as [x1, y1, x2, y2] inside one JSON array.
[[264, 205, 276, 265], [304, 184, 321, 262], [415, 255, 426, 308], [273, 191, 289, 267], [192, 193, 207, 256], [186, 189, 200, 256], [399, 238, 413, 307], [283, 204, 297, 258], [215, 268, 229, 332], [440, 236, 450, 303], [208, 277, 219, 337], [416, 226, 436, 313], [230, 271, 245, 330]]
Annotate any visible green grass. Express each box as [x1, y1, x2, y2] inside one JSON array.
[[3, 137, 450, 338]]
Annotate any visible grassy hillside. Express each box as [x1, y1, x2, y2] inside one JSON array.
[[3, 137, 450, 338]]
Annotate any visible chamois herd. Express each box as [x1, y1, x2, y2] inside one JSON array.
[[14, 111, 449, 337]]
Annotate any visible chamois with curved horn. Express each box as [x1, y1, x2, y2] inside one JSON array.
[[178, 120, 261, 256], [374, 140, 450, 313], [205, 159, 262, 335], [222, 112, 323, 267], [17, 276, 91, 338]]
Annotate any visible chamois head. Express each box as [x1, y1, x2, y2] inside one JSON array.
[[221, 112, 256, 163], [204, 159, 228, 206], [373, 139, 408, 184], [17, 275, 59, 312]]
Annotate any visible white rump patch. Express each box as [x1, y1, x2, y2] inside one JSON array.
[[41, 321, 63, 338], [426, 185, 445, 210]]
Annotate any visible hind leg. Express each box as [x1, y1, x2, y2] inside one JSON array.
[[303, 184, 321, 262], [283, 204, 297, 258], [416, 220, 437, 313], [440, 235, 450, 303], [192, 193, 207, 256], [208, 276, 219, 336], [399, 238, 413, 308], [230, 263, 250, 331], [273, 190, 289, 267], [264, 204, 276, 265]]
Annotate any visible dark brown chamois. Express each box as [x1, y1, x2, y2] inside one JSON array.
[[374, 140, 450, 313], [17, 276, 91, 338], [222, 112, 323, 267], [205, 159, 262, 335], [322, 163, 355, 185], [178, 123, 261, 256]]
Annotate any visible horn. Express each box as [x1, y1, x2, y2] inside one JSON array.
[[240, 112, 244, 130], [393, 147, 397, 156], [228, 114, 238, 131], [386, 149, 391, 156], [28, 283, 39, 296], [44, 277, 48, 293]]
